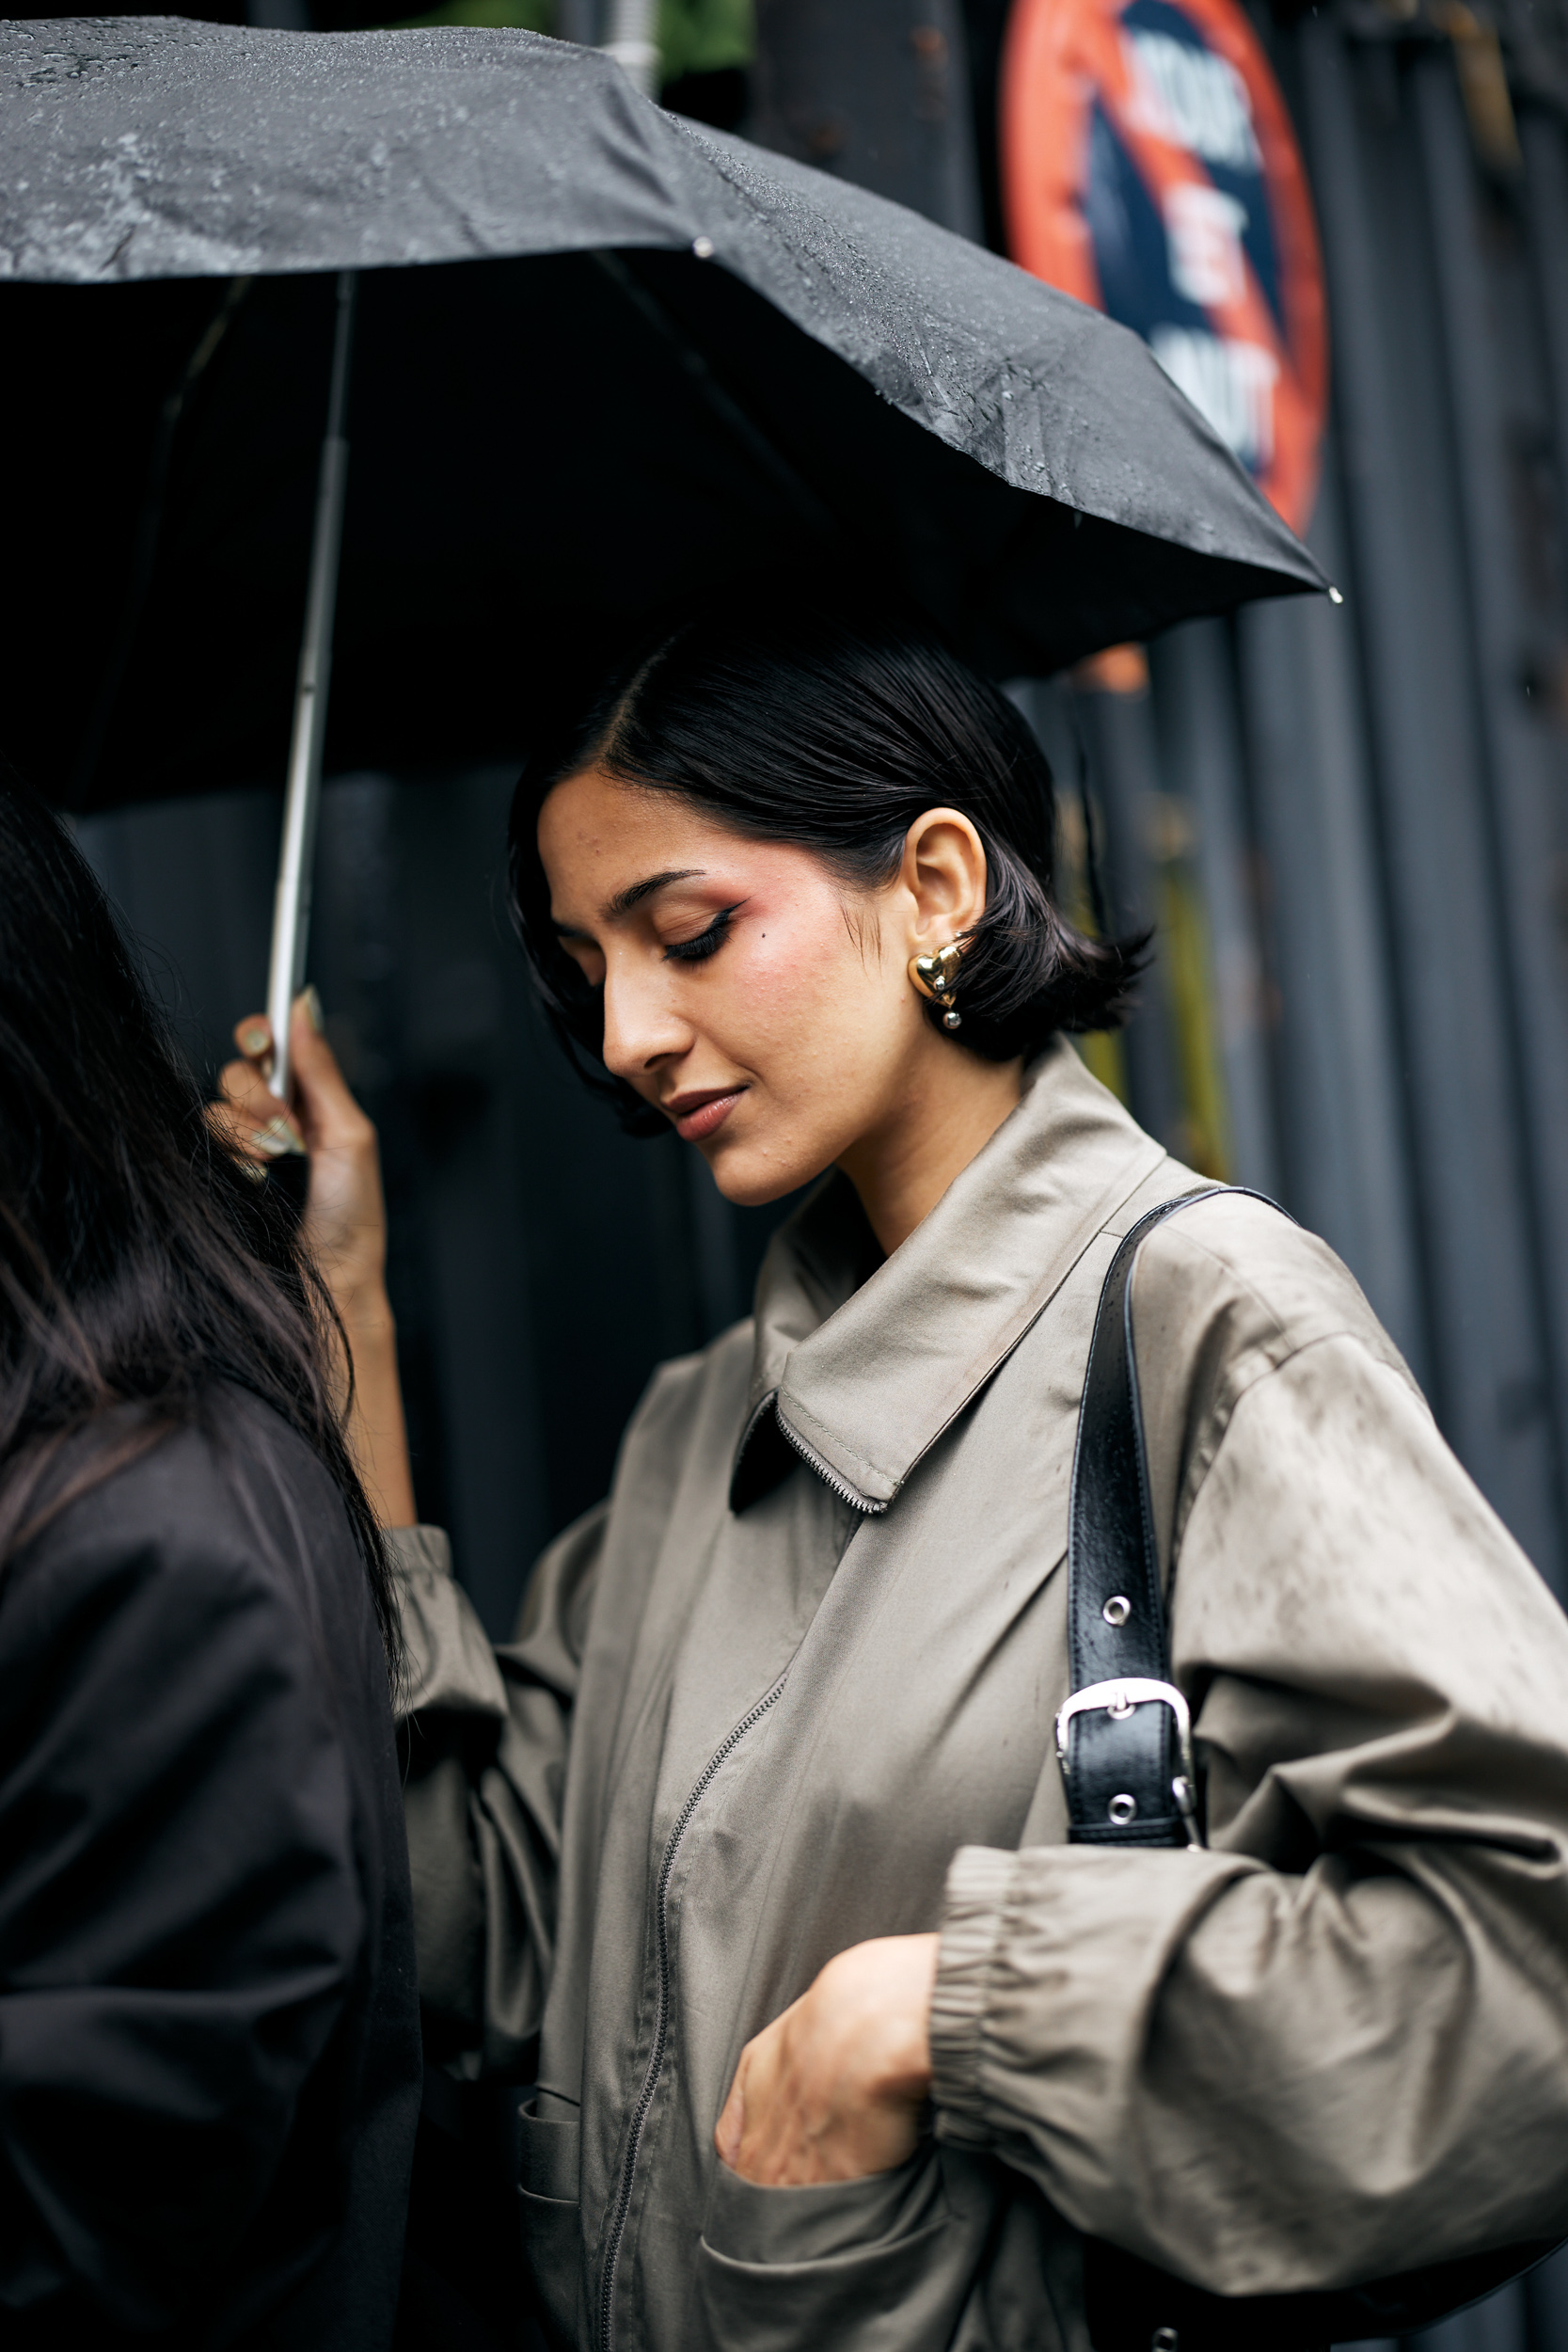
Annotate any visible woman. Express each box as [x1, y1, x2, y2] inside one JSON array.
[[226, 600, 1568, 2352], [0, 779, 420, 2347]]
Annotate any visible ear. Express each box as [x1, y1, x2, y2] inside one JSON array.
[[898, 808, 989, 950]]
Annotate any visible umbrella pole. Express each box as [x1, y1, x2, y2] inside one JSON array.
[[266, 269, 356, 1102], [601, 0, 659, 94]]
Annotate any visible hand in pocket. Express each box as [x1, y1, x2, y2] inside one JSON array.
[[715, 1933, 941, 2186]]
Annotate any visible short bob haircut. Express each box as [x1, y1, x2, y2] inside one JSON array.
[[508, 596, 1144, 1138]]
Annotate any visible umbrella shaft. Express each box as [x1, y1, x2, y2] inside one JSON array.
[[267, 273, 356, 1102], [602, 0, 658, 95]]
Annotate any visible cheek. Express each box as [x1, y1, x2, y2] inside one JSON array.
[[718, 897, 895, 1073]]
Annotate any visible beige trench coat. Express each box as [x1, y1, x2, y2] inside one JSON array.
[[391, 1039, 1568, 2352]]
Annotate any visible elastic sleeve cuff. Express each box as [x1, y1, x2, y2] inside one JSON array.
[[388, 1527, 508, 1722], [928, 1845, 1019, 2141]]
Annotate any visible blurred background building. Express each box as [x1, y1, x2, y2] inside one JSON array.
[[21, 0, 1568, 2336]]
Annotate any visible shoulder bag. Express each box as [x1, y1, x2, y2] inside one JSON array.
[[1063, 1189, 1559, 2352]]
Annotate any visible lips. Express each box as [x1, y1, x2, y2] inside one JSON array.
[[666, 1088, 746, 1143]]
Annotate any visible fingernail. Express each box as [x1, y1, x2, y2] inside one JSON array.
[[300, 985, 324, 1035], [240, 1023, 271, 1057], [253, 1114, 307, 1159]]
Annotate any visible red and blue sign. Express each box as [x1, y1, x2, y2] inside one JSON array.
[[1002, 0, 1327, 533]]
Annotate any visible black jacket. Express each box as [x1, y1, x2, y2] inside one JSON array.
[[0, 1387, 421, 2348]]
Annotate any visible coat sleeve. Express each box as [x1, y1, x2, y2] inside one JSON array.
[[0, 1484, 365, 2333], [928, 1210, 1568, 2296], [390, 1505, 606, 2075]]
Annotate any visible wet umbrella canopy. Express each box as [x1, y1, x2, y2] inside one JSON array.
[[3, 16, 1323, 799]]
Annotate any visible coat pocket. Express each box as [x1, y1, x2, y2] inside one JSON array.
[[517, 2103, 581, 2352], [696, 2148, 970, 2352]]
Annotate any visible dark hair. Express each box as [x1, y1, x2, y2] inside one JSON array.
[[0, 773, 400, 1679], [508, 596, 1144, 1136]]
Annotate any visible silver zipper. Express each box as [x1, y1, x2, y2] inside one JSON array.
[[597, 1676, 789, 2352], [774, 1409, 887, 1516], [736, 1388, 885, 1517]]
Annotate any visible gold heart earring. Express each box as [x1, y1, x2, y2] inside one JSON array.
[[909, 942, 964, 1031]]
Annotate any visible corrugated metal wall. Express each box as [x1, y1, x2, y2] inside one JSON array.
[[1154, 5, 1568, 1602]]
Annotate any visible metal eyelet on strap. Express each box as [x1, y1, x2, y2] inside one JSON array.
[[1151, 2330, 1180, 2352], [1108, 1793, 1137, 1824], [1102, 1594, 1132, 1627]]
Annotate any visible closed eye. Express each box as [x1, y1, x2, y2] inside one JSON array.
[[663, 905, 741, 964]]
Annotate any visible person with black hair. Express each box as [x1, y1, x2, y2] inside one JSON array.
[[225, 598, 1568, 2352], [0, 779, 420, 2348]]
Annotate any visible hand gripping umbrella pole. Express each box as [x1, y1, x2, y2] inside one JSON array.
[[266, 271, 356, 1103]]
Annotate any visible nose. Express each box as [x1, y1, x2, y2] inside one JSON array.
[[599, 954, 692, 1085]]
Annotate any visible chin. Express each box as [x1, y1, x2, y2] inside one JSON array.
[[704, 1136, 831, 1210]]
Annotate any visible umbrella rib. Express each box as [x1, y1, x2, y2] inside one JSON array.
[[592, 251, 838, 541], [68, 274, 253, 808]]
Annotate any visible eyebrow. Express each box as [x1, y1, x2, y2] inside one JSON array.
[[553, 868, 708, 935], [607, 866, 706, 918]]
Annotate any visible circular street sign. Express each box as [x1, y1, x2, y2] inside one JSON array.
[[1002, 0, 1327, 533]]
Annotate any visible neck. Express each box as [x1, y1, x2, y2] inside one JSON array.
[[837, 1048, 1025, 1257]]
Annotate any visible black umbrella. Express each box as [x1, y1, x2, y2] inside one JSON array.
[[3, 15, 1323, 1093]]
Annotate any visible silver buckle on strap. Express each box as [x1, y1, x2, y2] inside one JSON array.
[[1055, 1678, 1203, 1847]]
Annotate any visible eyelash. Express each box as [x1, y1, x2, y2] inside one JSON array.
[[663, 907, 739, 965]]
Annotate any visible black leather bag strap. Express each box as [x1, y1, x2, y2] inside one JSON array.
[[1061, 1187, 1268, 1847]]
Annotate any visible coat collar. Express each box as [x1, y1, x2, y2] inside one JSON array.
[[732, 1040, 1168, 1514]]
